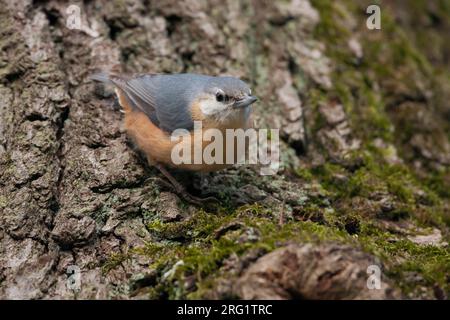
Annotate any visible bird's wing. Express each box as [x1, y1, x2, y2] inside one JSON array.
[[91, 72, 195, 133]]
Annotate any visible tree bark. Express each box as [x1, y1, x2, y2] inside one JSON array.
[[0, 0, 449, 299]]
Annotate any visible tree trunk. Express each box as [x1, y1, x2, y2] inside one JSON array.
[[0, 0, 449, 299]]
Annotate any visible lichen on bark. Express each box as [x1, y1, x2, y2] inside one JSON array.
[[0, 0, 449, 300]]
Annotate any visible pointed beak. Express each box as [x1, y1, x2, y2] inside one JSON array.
[[233, 95, 258, 108]]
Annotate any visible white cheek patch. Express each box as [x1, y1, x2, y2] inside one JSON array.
[[199, 98, 227, 116]]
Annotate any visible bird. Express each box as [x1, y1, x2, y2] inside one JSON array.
[[91, 72, 257, 205]]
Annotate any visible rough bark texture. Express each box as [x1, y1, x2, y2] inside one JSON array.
[[0, 0, 449, 299], [235, 244, 402, 299]]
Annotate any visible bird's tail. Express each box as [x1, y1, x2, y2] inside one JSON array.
[[90, 72, 113, 84], [91, 72, 137, 114], [90, 72, 130, 88]]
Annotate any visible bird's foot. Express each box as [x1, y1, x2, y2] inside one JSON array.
[[178, 191, 219, 206], [154, 163, 219, 206]]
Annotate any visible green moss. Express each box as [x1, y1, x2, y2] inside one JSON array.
[[425, 170, 450, 199], [134, 201, 354, 299], [102, 252, 130, 275], [127, 191, 448, 299], [310, 145, 449, 229], [358, 223, 450, 295], [147, 209, 234, 240], [234, 203, 273, 217], [294, 167, 314, 182], [137, 205, 449, 298]]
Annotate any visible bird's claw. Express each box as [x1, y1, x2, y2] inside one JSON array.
[[155, 176, 219, 206], [183, 194, 219, 206]]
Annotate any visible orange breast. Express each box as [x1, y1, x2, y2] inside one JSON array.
[[118, 90, 252, 172]]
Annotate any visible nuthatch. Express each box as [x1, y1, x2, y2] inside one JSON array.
[[91, 72, 257, 204]]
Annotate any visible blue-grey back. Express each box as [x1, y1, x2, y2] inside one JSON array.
[[92, 72, 250, 133], [135, 74, 217, 132]]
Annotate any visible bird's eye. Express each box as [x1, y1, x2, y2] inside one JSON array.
[[216, 92, 225, 102]]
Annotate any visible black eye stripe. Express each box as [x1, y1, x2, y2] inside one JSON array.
[[216, 92, 226, 102]]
